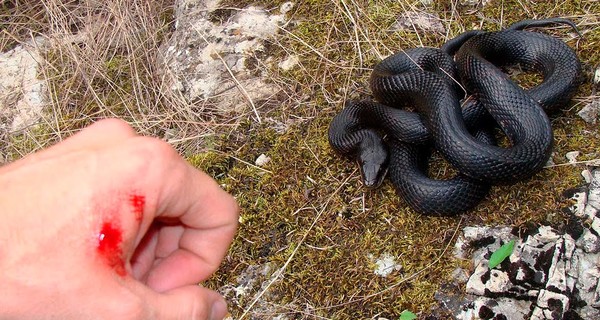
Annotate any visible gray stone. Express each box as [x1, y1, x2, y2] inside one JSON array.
[[448, 169, 600, 319], [457, 298, 531, 320], [577, 229, 600, 253], [451, 267, 470, 284], [578, 99, 599, 124], [159, 0, 289, 115], [391, 11, 446, 34], [0, 37, 46, 137], [531, 289, 570, 319]]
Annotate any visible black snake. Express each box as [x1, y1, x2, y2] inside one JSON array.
[[328, 18, 582, 215]]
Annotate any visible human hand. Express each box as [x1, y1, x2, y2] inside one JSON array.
[[0, 119, 239, 319]]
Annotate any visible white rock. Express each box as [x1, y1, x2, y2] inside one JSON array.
[[391, 11, 445, 34], [584, 170, 600, 224], [578, 100, 599, 124], [466, 262, 511, 295], [454, 226, 512, 264], [255, 153, 271, 166], [569, 190, 587, 217], [0, 37, 47, 133], [580, 306, 600, 319], [233, 7, 284, 39], [456, 170, 600, 318], [591, 218, 600, 238], [531, 290, 570, 320], [566, 150, 580, 164], [546, 236, 576, 292], [575, 253, 600, 309], [280, 2, 294, 14], [458, 298, 531, 320], [278, 55, 299, 70], [371, 252, 401, 277], [582, 169, 593, 184], [577, 229, 600, 253], [159, 1, 286, 111]]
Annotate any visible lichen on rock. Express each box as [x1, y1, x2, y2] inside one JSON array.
[[0, 37, 47, 138], [159, 0, 291, 114], [450, 171, 600, 319]]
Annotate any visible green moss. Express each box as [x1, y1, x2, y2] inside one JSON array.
[[5, 124, 54, 161], [195, 0, 600, 318]]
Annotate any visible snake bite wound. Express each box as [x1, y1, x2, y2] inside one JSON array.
[[129, 194, 145, 223], [97, 221, 126, 276], [94, 193, 146, 276]]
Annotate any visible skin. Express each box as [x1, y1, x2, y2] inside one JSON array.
[[0, 119, 239, 319]]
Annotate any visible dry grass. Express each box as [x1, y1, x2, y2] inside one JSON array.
[[1, 0, 231, 159], [2, 0, 600, 319]]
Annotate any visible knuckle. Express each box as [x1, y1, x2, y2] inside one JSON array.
[[134, 137, 179, 160], [125, 137, 181, 171], [186, 290, 211, 319], [104, 292, 148, 320], [95, 118, 134, 133]]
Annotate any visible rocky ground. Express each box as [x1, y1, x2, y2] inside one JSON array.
[[0, 37, 46, 163], [442, 167, 600, 319]]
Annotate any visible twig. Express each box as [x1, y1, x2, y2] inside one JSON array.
[[211, 149, 273, 174], [545, 159, 600, 168]]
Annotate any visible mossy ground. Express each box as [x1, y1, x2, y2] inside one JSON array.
[[198, 1, 600, 318], [2, 0, 600, 319]]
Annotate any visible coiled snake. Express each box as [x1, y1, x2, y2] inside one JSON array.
[[328, 18, 582, 215]]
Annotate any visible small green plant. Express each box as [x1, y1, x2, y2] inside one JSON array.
[[399, 310, 417, 320], [489, 239, 516, 269]]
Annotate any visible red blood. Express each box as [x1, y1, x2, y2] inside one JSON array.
[[97, 221, 126, 276], [129, 194, 145, 222]]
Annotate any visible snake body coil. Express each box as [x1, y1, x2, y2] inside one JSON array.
[[328, 18, 582, 215]]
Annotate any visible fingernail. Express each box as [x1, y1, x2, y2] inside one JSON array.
[[209, 298, 228, 320]]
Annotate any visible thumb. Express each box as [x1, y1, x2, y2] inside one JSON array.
[[150, 285, 229, 320]]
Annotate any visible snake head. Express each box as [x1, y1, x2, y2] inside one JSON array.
[[357, 132, 389, 189]]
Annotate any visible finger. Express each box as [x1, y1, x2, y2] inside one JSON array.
[[6, 119, 137, 170], [130, 222, 160, 281], [143, 157, 239, 292], [150, 285, 228, 320], [1, 119, 138, 174], [42, 118, 138, 155]]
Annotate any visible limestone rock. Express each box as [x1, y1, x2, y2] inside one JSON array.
[[391, 11, 445, 34], [578, 99, 599, 124], [159, 0, 290, 114], [452, 174, 600, 320], [0, 37, 47, 138]]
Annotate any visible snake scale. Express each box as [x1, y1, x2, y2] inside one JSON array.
[[328, 18, 582, 215]]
